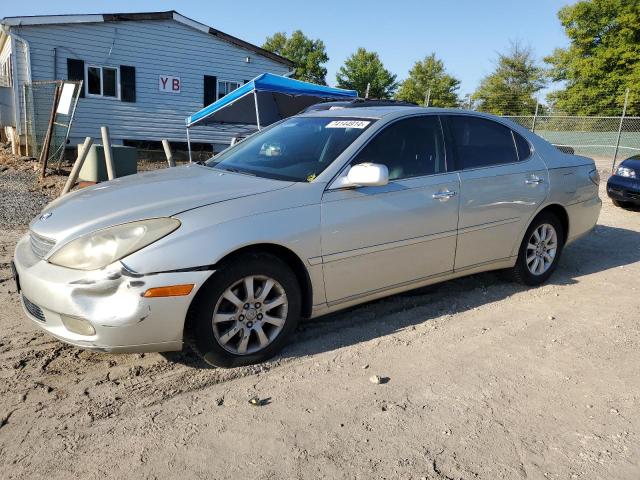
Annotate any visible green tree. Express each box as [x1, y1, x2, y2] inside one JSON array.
[[262, 30, 329, 84], [472, 42, 546, 115], [336, 48, 398, 98], [396, 53, 460, 107], [544, 0, 640, 115]]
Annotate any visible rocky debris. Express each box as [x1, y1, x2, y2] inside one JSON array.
[[369, 375, 389, 385], [0, 169, 52, 228], [248, 396, 270, 406]]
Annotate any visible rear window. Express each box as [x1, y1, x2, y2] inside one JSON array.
[[514, 132, 531, 160], [447, 116, 520, 170]]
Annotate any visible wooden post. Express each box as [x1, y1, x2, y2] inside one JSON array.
[[60, 137, 93, 196], [162, 139, 176, 167], [100, 126, 116, 180], [39, 82, 62, 179]]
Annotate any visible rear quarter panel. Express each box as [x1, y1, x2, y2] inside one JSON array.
[[533, 145, 601, 246]]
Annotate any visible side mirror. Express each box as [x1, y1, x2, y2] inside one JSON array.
[[334, 163, 389, 188]]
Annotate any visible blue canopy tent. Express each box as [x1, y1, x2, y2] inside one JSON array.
[[184, 73, 358, 161]]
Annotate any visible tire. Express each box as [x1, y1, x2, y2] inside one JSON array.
[[509, 212, 565, 286], [188, 253, 301, 368], [612, 199, 632, 209]]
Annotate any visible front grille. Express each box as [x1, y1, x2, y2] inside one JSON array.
[[29, 231, 56, 259], [22, 295, 45, 322]]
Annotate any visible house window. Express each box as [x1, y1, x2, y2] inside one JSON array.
[[86, 65, 119, 98], [217, 80, 241, 100]]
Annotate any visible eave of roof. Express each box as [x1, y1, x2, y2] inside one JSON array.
[[0, 10, 294, 67]]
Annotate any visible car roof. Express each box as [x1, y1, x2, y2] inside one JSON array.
[[303, 99, 419, 113], [298, 106, 492, 120]]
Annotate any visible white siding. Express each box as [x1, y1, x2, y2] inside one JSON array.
[[0, 39, 16, 129], [5, 37, 30, 134], [0, 39, 11, 75], [11, 19, 289, 144]]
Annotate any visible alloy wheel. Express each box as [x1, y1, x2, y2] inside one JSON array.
[[526, 223, 558, 275], [211, 275, 288, 355]]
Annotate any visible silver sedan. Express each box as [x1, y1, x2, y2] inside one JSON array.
[[13, 107, 602, 367]]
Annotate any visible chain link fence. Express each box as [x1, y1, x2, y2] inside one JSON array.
[[503, 115, 640, 171], [24, 80, 82, 170]]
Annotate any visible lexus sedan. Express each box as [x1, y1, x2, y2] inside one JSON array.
[[607, 155, 640, 208], [13, 108, 602, 367]]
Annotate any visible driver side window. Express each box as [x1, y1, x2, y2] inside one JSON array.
[[352, 116, 445, 180]]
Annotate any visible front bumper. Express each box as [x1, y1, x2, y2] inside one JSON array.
[[607, 176, 640, 205], [13, 234, 212, 353]]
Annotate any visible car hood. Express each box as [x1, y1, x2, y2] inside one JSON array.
[[30, 164, 293, 241]]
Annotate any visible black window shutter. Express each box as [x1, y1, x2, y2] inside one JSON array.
[[204, 75, 217, 106], [120, 65, 136, 102], [67, 58, 85, 97]]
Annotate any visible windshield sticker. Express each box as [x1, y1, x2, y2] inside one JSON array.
[[326, 120, 370, 129]]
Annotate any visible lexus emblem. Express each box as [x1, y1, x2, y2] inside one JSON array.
[[40, 212, 53, 221]]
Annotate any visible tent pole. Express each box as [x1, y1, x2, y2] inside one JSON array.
[[186, 127, 193, 163], [253, 90, 261, 130]]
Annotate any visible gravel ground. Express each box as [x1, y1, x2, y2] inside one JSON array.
[[0, 161, 639, 479], [0, 168, 52, 228]]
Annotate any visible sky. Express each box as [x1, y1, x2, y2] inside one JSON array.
[[1, 0, 576, 95]]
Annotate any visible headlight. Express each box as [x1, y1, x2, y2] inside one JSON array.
[[616, 166, 637, 178], [49, 218, 180, 270]]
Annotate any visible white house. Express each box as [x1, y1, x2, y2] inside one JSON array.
[[0, 11, 293, 153]]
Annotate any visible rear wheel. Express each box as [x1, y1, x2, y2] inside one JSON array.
[[509, 212, 565, 286], [188, 254, 301, 368]]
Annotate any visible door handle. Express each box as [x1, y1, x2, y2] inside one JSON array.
[[525, 176, 544, 185], [432, 190, 457, 200]]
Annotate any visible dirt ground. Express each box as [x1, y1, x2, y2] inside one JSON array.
[[1, 168, 639, 479]]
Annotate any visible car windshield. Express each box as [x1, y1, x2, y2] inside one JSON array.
[[206, 117, 375, 182]]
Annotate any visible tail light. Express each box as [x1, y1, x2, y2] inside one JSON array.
[[589, 169, 600, 186]]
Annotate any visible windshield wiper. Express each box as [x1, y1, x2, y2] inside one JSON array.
[[219, 167, 256, 176]]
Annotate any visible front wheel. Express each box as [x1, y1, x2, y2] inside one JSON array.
[[612, 199, 632, 209], [509, 212, 565, 286], [188, 254, 301, 368]]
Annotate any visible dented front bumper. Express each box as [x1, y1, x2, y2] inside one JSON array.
[[13, 234, 211, 353]]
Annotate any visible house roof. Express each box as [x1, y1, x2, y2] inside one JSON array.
[[0, 10, 294, 67]]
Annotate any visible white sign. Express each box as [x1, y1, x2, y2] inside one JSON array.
[[159, 75, 181, 93], [326, 120, 370, 129], [56, 82, 76, 115]]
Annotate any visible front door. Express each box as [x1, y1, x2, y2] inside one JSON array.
[[442, 114, 549, 270], [321, 115, 460, 304]]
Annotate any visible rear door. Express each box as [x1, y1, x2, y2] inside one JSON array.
[[442, 114, 549, 270], [321, 115, 459, 304]]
